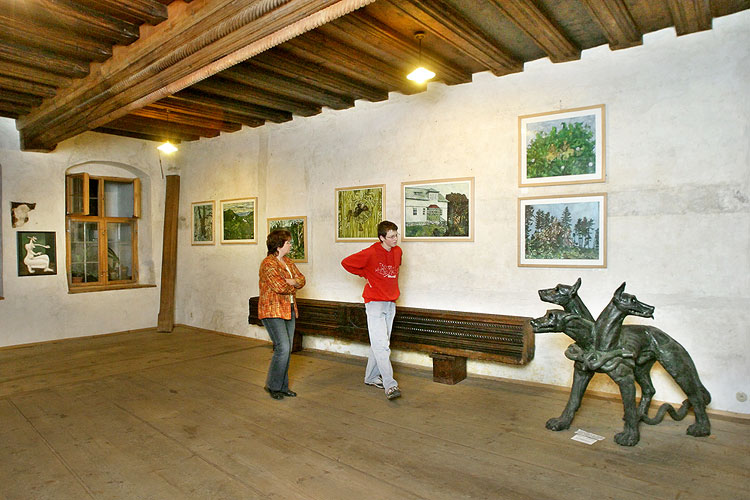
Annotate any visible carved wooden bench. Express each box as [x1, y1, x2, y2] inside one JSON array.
[[248, 297, 534, 384]]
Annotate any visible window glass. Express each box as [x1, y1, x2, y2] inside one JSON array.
[[70, 176, 84, 214], [104, 181, 134, 217], [107, 222, 133, 281], [70, 221, 100, 284], [89, 178, 99, 216]]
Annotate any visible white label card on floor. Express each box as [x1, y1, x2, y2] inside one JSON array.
[[571, 429, 605, 445]]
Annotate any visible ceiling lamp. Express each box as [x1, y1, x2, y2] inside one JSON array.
[[407, 31, 435, 84], [157, 110, 178, 154]]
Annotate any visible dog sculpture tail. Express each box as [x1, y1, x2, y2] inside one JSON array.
[[641, 384, 711, 425]]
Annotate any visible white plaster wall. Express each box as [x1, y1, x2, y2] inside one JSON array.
[[175, 12, 750, 413], [0, 122, 167, 346]]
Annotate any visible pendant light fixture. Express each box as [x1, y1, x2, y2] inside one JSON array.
[[157, 109, 178, 154], [407, 31, 435, 84]]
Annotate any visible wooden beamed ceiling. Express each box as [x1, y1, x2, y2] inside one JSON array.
[[0, 0, 747, 152]]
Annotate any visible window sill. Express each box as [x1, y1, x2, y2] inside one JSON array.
[[67, 283, 156, 294]]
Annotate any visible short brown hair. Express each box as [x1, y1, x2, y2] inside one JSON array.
[[377, 220, 398, 240], [266, 229, 291, 256]]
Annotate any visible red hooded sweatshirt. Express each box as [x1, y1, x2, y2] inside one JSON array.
[[341, 242, 402, 303]]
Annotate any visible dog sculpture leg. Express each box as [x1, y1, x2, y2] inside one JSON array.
[[609, 363, 641, 446], [633, 361, 656, 417], [546, 362, 594, 431]]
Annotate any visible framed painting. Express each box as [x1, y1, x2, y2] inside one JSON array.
[[17, 231, 57, 276], [268, 216, 308, 263], [191, 201, 215, 245], [335, 184, 385, 242], [401, 177, 474, 241], [519, 104, 605, 187], [519, 193, 606, 268], [220, 197, 257, 244]]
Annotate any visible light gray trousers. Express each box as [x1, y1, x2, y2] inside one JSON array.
[[364, 301, 397, 391]]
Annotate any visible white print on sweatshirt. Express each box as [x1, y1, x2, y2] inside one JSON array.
[[375, 262, 398, 279]]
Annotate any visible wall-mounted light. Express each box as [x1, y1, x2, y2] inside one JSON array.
[[407, 31, 435, 84], [157, 109, 178, 154]]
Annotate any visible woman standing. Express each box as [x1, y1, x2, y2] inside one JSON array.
[[259, 229, 306, 400]]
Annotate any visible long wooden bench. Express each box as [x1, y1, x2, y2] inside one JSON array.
[[248, 297, 534, 384]]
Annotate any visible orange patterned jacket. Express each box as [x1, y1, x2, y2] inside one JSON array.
[[258, 255, 306, 320]]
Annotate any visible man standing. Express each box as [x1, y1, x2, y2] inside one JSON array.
[[341, 220, 402, 400]]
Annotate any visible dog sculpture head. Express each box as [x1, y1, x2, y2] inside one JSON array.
[[612, 282, 655, 318], [538, 277, 581, 307], [532, 309, 596, 347], [530, 309, 571, 334]]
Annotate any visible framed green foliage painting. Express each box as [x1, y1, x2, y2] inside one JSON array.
[[220, 198, 257, 244], [268, 216, 307, 262], [519, 193, 606, 268], [191, 200, 215, 245], [519, 104, 605, 187], [335, 184, 384, 242]]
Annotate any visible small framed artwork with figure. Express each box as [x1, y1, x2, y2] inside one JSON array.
[[17, 231, 57, 276], [519, 104, 605, 187], [335, 184, 384, 242]]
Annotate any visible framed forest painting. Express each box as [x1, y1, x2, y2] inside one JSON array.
[[267, 216, 308, 263], [335, 184, 384, 242], [401, 177, 474, 241], [519, 104, 605, 187], [191, 201, 215, 245], [519, 193, 606, 268], [220, 198, 257, 244]]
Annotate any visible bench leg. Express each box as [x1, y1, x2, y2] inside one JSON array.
[[430, 354, 467, 385], [292, 333, 303, 353]]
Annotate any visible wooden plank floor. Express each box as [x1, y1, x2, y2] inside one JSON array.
[[0, 326, 748, 500]]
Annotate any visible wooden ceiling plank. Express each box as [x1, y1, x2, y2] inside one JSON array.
[[0, 60, 73, 88], [485, 0, 580, 63], [392, 0, 522, 76], [0, 0, 140, 44], [0, 14, 112, 62], [251, 49, 388, 102], [74, 0, 169, 26], [324, 13, 472, 85], [0, 40, 89, 79], [286, 32, 421, 95], [105, 115, 220, 139], [132, 107, 243, 133], [580, 0, 642, 50], [92, 127, 196, 143], [220, 65, 354, 110], [667, 0, 712, 35], [0, 75, 57, 98], [155, 97, 266, 127], [17, 0, 363, 151], [0, 100, 32, 117], [193, 78, 323, 117], [171, 90, 293, 124]]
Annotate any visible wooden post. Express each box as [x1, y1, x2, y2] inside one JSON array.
[[157, 175, 180, 332]]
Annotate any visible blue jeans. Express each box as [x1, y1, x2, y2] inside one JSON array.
[[262, 307, 296, 392], [364, 301, 397, 391]]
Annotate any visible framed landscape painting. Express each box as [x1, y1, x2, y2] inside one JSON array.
[[402, 177, 474, 241], [519, 194, 606, 268], [17, 231, 56, 276], [268, 216, 308, 263], [191, 201, 215, 245], [336, 184, 384, 242], [519, 104, 605, 187], [220, 198, 257, 244]]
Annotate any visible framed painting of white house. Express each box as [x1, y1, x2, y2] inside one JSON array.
[[267, 216, 308, 263], [220, 197, 257, 244], [519, 104, 605, 187], [518, 193, 606, 268], [335, 184, 385, 242], [191, 200, 215, 245], [401, 177, 474, 242]]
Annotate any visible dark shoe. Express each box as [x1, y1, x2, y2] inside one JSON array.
[[280, 389, 297, 397], [264, 386, 284, 400], [385, 386, 401, 400]]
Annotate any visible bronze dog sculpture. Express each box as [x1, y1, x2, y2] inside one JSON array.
[[532, 281, 711, 446]]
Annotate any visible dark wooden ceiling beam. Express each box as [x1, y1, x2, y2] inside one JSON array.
[[171, 90, 292, 124], [132, 106, 243, 133], [393, 0, 522, 76], [92, 127, 197, 143], [74, 0, 169, 26], [486, 0, 580, 63], [193, 78, 322, 117], [286, 32, 420, 95], [0, 90, 44, 107], [0, 15, 112, 62], [0, 60, 73, 88], [0, 75, 56, 98], [17, 0, 362, 151], [580, 0, 642, 50], [251, 49, 388, 102], [0, 100, 31, 117], [220, 65, 354, 110], [0, 0, 140, 44], [0, 40, 89, 79], [323, 13, 472, 85], [103, 115, 220, 140], [667, 0, 712, 35], [155, 97, 266, 128]]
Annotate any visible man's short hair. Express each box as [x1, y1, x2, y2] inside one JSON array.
[[377, 220, 398, 239]]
